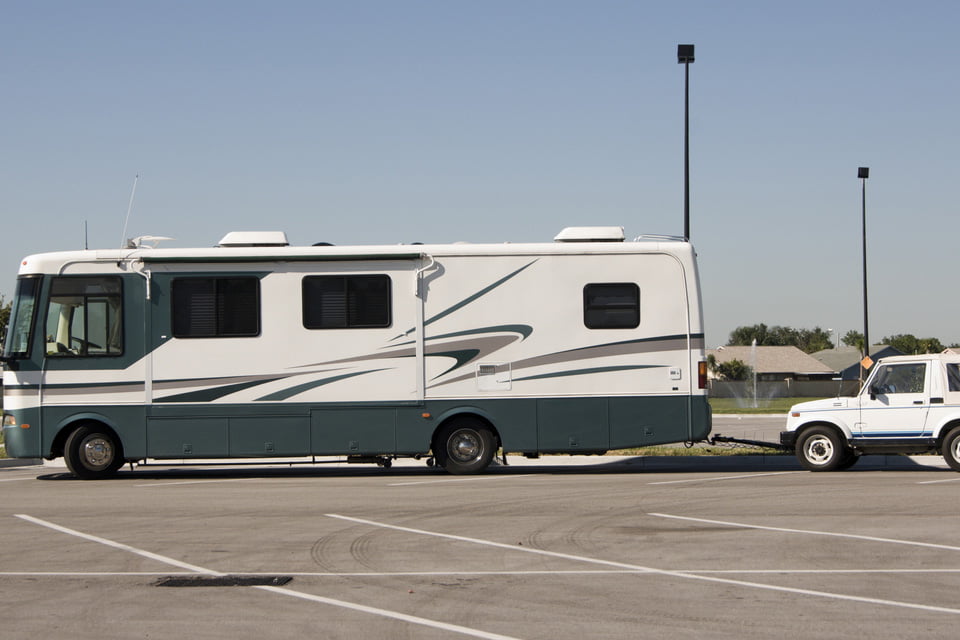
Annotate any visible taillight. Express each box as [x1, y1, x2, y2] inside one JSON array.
[[698, 361, 708, 389]]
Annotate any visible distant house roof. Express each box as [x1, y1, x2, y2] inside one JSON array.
[[812, 345, 904, 380], [707, 346, 836, 377]]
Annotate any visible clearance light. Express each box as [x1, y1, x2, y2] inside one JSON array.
[[698, 361, 708, 389], [21, 423, 30, 429], [791, 412, 800, 418]]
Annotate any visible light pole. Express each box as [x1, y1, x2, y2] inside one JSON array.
[[678, 44, 695, 241], [859, 167, 870, 381]]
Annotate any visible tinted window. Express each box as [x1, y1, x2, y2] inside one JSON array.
[[172, 277, 260, 338], [871, 363, 926, 395], [302, 275, 391, 329], [45, 277, 123, 356], [2, 276, 41, 359], [583, 283, 640, 329], [947, 364, 960, 392]]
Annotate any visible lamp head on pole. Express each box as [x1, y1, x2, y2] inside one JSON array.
[[677, 44, 695, 64], [858, 167, 869, 179]]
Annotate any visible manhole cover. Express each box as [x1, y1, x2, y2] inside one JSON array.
[[155, 575, 293, 587]]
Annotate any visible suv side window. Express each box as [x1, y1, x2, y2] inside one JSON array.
[[947, 364, 960, 392], [871, 363, 926, 395]]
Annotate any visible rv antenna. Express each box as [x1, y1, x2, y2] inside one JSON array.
[[84, 220, 89, 250], [120, 173, 140, 248]]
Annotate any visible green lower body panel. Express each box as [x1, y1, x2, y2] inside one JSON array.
[[16, 394, 711, 460]]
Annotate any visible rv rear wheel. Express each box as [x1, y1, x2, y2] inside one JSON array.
[[796, 426, 849, 472], [434, 418, 495, 475], [64, 425, 122, 480], [942, 427, 960, 472]]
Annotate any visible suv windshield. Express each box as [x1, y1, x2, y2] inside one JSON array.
[[2, 276, 42, 359]]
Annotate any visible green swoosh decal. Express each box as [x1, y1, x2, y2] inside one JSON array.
[[393, 260, 538, 339], [428, 349, 481, 379], [256, 369, 388, 401], [155, 377, 284, 403]]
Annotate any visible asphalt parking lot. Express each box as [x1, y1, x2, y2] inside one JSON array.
[[1, 454, 958, 639]]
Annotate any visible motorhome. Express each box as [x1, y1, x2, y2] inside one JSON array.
[[1, 227, 710, 478]]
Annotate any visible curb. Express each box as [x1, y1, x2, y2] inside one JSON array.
[[0, 458, 44, 468]]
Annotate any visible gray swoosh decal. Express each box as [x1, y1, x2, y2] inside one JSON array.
[[431, 334, 702, 388]]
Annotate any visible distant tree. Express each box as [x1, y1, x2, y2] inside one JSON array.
[[881, 334, 944, 355], [727, 324, 833, 353], [842, 330, 865, 351], [727, 323, 773, 347], [0, 295, 10, 345], [793, 327, 834, 353], [707, 354, 753, 381]]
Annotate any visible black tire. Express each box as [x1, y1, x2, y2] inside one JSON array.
[[835, 450, 860, 470], [941, 426, 960, 472], [796, 426, 850, 472], [64, 425, 122, 480], [433, 418, 496, 475]]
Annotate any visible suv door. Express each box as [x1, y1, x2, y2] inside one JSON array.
[[857, 362, 930, 437]]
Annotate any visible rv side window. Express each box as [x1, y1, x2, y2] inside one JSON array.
[[302, 275, 391, 329], [45, 276, 123, 357], [583, 283, 640, 329], [172, 277, 260, 338]]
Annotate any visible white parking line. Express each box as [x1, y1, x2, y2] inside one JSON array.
[[15, 514, 222, 574], [647, 471, 801, 485], [12, 514, 524, 640], [326, 513, 960, 616], [134, 478, 253, 488], [648, 512, 960, 552], [918, 477, 960, 485], [388, 474, 535, 487], [256, 584, 521, 639], [6, 567, 960, 579]]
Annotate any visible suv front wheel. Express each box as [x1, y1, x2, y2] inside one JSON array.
[[796, 426, 852, 472]]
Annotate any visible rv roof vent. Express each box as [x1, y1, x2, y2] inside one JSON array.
[[217, 231, 289, 247], [553, 226, 625, 243]]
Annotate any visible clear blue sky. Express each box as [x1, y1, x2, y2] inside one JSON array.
[[2, 1, 958, 347]]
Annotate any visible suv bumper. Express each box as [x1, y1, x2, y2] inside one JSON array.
[[780, 431, 797, 448]]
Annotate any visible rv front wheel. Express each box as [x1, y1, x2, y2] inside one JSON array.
[[64, 425, 122, 480], [435, 418, 495, 475], [942, 427, 960, 472]]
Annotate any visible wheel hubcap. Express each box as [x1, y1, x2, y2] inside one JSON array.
[[804, 436, 833, 465], [449, 429, 481, 463], [81, 436, 113, 469]]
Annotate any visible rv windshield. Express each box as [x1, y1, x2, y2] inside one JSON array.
[[2, 276, 42, 360]]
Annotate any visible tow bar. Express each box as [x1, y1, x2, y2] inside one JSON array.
[[708, 434, 792, 451]]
